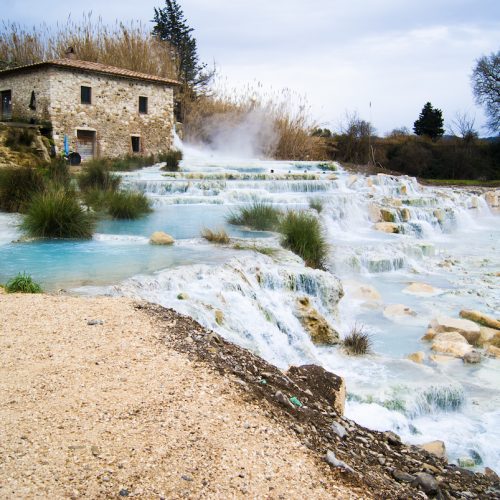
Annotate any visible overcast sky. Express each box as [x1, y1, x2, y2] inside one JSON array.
[[4, 0, 499, 134]]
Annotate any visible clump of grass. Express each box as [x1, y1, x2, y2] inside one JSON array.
[[159, 150, 183, 171], [106, 191, 152, 219], [5, 272, 42, 293], [4, 128, 36, 151], [0, 166, 45, 212], [201, 228, 230, 244], [78, 162, 121, 192], [40, 158, 71, 187], [309, 198, 324, 213], [342, 325, 372, 356], [232, 243, 277, 256], [22, 188, 95, 239], [82, 188, 111, 212], [279, 211, 328, 269], [106, 155, 156, 171], [227, 202, 282, 231]]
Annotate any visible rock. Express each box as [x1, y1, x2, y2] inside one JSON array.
[[486, 345, 500, 358], [149, 231, 174, 245], [347, 175, 358, 188], [215, 309, 224, 325], [422, 328, 437, 341], [383, 304, 417, 321], [119, 489, 129, 497], [400, 208, 411, 222], [430, 316, 481, 344], [373, 222, 400, 233], [368, 203, 382, 222], [87, 319, 104, 326], [408, 351, 425, 364], [412, 472, 440, 495], [477, 326, 500, 347], [383, 431, 402, 446], [344, 281, 382, 307], [380, 208, 396, 223], [177, 292, 189, 300], [459, 310, 500, 330], [330, 421, 347, 438], [287, 364, 346, 415], [419, 440, 447, 460], [429, 354, 455, 364], [462, 351, 481, 364], [432, 332, 473, 358], [325, 450, 354, 473], [295, 297, 340, 345], [392, 469, 415, 483], [485, 467, 500, 481], [433, 209, 445, 223], [484, 190, 499, 208], [458, 457, 476, 468], [274, 391, 293, 408], [403, 282, 442, 296]]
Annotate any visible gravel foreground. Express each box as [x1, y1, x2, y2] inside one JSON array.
[[1, 294, 499, 499]]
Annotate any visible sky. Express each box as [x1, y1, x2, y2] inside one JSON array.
[[3, 0, 499, 135]]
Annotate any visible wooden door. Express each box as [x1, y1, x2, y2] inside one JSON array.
[[76, 130, 96, 160]]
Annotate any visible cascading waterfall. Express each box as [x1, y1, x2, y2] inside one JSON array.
[[1, 155, 499, 472]]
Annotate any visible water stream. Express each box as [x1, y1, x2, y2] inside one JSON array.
[[1, 155, 498, 471]]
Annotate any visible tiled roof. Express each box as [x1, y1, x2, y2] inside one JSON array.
[[0, 58, 180, 86]]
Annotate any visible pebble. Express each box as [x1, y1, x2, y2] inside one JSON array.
[[325, 450, 355, 473], [87, 319, 104, 326], [392, 469, 415, 483], [181, 475, 193, 482], [274, 391, 293, 408], [118, 489, 129, 497], [330, 421, 347, 438], [412, 472, 439, 495]]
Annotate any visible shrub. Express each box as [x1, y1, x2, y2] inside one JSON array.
[[107, 155, 156, 171], [82, 188, 111, 212], [159, 150, 183, 171], [279, 211, 328, 269], [4, 127, 36, 151], [78, 162, 121, 192], [0, 166, 45, 212], [5, 272, 42, 293], [22, 188, 95, 238], [227, 202, 282, 231], [201, 228, 230, 244], [342, 325, 372, 355], [106, 191, 152, 219], [41, 158, 71, 187], [309, 198, 324, 213]]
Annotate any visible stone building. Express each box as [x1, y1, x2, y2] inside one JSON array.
[[0, 59, 179, 160]]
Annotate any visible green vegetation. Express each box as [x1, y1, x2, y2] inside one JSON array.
[[40, 158, 71, 187], [342, 325, 372, 356], [106, 191, 152, 219], [78, 162, 121, 192], [0, 166, 45, 212], [22, 189, 95, 239], [413, 102, 444, 140], [309, 198, 324, 213], [159, 150, 183, 171], [4, 272, 42, 293], [227, 202, 282, 231], [279, 211, 327, 269], [232, 243, 277, 256], [4, 127, 36, 151], [201, 228, 230, 244], [422, 179, 500, 187]]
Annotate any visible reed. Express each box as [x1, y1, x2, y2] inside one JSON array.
[[78, 162, 121, 192], [227, 202, 282, 231], [342, 325, 373, 356], [106, 191, 152, 219], [201, 228, 230, 244]]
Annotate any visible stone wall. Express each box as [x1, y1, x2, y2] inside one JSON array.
[[0, 66, 175, 158], [0, 70, 51, 122]]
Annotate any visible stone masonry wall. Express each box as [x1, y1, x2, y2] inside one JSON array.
[[0, 70, 51, 123], [0, 66, 175, 158], [47, 68, 174, 158]]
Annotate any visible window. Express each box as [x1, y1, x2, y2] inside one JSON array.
[[81, 86, 92, 104], [139, 96, 148, 114], [1, 90, 12, 120], [29, 90, 36, 110], [131, 136, 141, 153]]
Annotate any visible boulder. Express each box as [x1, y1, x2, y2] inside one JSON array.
[[459, 310, 500, 330], [373, 222, 399, 234], [408, 351, 425, 364], [477, 326, 500, 348], [400, 208, 411, 222], [412, 472, 440, 495], [287, 364, 346, 415], [380, 208, 396, 223], [383, 304, 417, 321], [403, 282, 442, 296], [486, 345, 500, 359], [150, 231, 175, 245], [296, 297, 340, 345], [429, 316, 480, 345], [484, 190, 499, 208], [431, 331, 473, 358], [462, 351, 481, 364], [419, 440, 447, 460], [368, 203, 382, 223]]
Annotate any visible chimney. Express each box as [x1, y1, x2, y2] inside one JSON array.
[[65, 47, 76, 60]]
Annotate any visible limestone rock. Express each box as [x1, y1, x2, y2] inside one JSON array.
[[419, 440, 447, 460], [408, 351, 425, 364], [477, 326, 500, 347], [486, 345, 500, 359], [459, 310, 500, 330], [383, 304, 417, 321], [150, 231, 174, 245], [431, 332, 473, 358], [347, 282, 382, 304], [430, 316, 480, 344], [462, 351, 481, 364], [400, 208, 411, 222], [380, 208, 396, 223], [373, 222, 399, 233], [177, 292, 189, 300], [368, 203, 382, 223], [429, 354, 455, 364], [295, 297, 340, 345], [287, 364, 346, 416], [433, 209, 445, 223], [422, 328, 437, 341], [484, 190, 499, 208], [403, 282, 441, 296], [347, 175, 358, 188], [215, 309, 224, 325]]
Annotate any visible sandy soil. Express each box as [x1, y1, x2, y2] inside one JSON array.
[[0, 294, 366, 499]]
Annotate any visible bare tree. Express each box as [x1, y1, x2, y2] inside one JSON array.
[[448, 111, 478, 146]]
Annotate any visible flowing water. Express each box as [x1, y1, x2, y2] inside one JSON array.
[[1, 154, 499, 472]]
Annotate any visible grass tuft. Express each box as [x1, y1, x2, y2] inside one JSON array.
[[5, 272, 42, 293], [78, 162, 121, 192], [0, 166, 45, 213], [4, 128, 36, 151], [342, 325, 372, 356], [159, 150, 183, 171], [201, 228, 230, 244], [279, 211, 328, 269], [309, 198, 324, 213], [22, 188, 95, 239], [106, 191, 152, 219], [227, 202, 282, 231]]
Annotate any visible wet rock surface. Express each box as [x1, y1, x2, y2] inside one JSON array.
[[145, 302, 499, 499]]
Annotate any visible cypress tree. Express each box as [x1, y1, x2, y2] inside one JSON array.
[[413, 102, 444, 140]]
